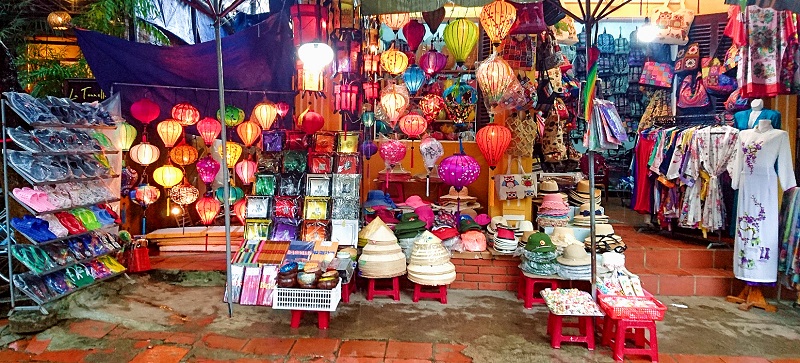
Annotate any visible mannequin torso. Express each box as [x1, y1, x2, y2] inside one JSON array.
[[748, 99, 764, 128]]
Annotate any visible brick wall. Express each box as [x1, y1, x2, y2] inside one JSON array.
[[449, 252, 520, 291]]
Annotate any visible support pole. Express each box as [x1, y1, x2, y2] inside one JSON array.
[[2, 101, 15, 308], [585, 0, 598, 301]]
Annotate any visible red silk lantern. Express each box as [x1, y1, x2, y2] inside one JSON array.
[[476, 123, 512, 170], [298, 106, 325, 134], [480, 0, 517, 48], [290, 3, 328, 46], [363, 81, 380, 101], [419, 94, 446, 122], [233, 198, 247, 225], [236, 121, 262, 147], [196, 117, 221, 146], [363, 53, 380, 74], [156, 119, 183, 148], [399, 113, 427, 139], [276, 102, 290, 118], [171, 102, 200, 126], [402, 20, 426, 53], [195, 195, 221, 225], [130, 98, 160, 125], [419, 49, 448, 75], [334, 83, 359, 114]]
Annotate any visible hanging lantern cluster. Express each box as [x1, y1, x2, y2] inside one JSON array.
[[476, 124, 512, 170], [476, 53, 514, 115], [480, 0, 517, 49], [443, 19, 479, 67]]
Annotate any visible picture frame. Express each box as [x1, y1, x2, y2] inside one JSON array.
[[306, 174, 332, 197]]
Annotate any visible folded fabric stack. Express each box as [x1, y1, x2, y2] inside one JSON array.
[[537, 194, 570, 227], [568, 180, 602, 207], [492, 225, 518, 254], [358, 225, 407, 278], [572, 202, 608, 227], [407, 231, 456, 286], [556, 244, 592, 280], [519, 232, 559, 275]]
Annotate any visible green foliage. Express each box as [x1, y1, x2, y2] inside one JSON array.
[[15, 45, 91, 98], [0, 0, 35, 48], [74, 0, 170, 45]]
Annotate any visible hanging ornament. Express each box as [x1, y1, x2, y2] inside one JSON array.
[[476, 123, 512, 170], [132, 184, 160, 207], [402, 65, 426, 96], [169, 182, 199, 206], [171, 102, 201, 126], [233, 198, 247, 225], [129, 139, 160, 167], [419, 94, 446, 122], [438, 153, 480, 192], [419, 136, 444, 196], [217, 105, 245, 127], [443, 19, 479, 67], [276, 102, 290, 118], [359, 140, 378, 160], [196, 117, 221, 146], [156, 119, 183, 148], [152, 164, 184, 188], [236, 121, 262, 147], [130, 98, 160, 125], [443, 80, 478, 124], [215, 186, 244, 204], [480, 0, 517, 49], [402, 20, 426, 53], [235, 159, 257, 185], [333, 83, 360, 114], [121, 166, 139, 196], [476, 53, 514, 114], [380, 13, 410, 32], [220, 141, 243, 167], [251, 101, 278, 130], [196, 155, 220, 186], [379, 84, 410, 128], [297, 105, 325, 134], [169, 144, 199, 166], [380, 44, 409, 75], [422, 7, 446, 35], [399, 112, 427, 167], [419, 49, 448, 75], [361, 103, 376, 127], [195, 196, 220, 225]]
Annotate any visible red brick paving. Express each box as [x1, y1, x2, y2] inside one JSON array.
[[289, 337, 340, 359], [385, 341, 433, 360], [200, 333, 249, 351], [68, 320, 117, 339], [337, 340, 387, 358], [241, 337, 295, 356], [24, 337, 49, 355], [128, 345, 189, 363]]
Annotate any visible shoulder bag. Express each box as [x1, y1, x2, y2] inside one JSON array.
[[651, 0, 695, 45]]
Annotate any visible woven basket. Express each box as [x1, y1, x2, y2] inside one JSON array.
[[407, 262, 457, 286], [506, 112, 537, 157]]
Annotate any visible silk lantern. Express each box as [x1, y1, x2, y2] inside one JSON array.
[[152, 163, 184, 188], [380, 45, 409, 75], [130, 98, 160, 125], [298, 105, 325, 134], [121, 167, 139, 195], [196, 155, 220, 186], [480, 0, 517, 48], [116, 122, 137, 151], [380, 13, 410, 32], [195, 196, 220, 225], [236, 121, 261, 147], [419, 49, 448, 75], [438, 153, 480, 192], [402, 65, 426, 96], [233, 198, 247, 225], [419, 136, 444, 195], [419, 94, 446, 122], [399, 113, 427, 167], [476, 124, 511, 170], [252, 101, 278, 130], [476, 53, 514, 114], [298, 42, 335, 71], [363, 53, 380, 74], [216, 186, 244, 204], [423, 7, 446, 35], [196, 117, 221, 146], [276, 102, 290, 118], [360, 140, 378, 160], [221, 141, 243, 167], [156, 119, 183, 148], [380, 84, 409, 127], [129, 139, 160, 167], [235, 159, 257, 185], [402, 20, 426, 53], [217, 105, 245, 127], [171, 103, 200, 126], [334, 83, 359, 114], [363, 81, 380, 101], [132, 184, 160, 207], [443, 80, 478, 124], [443, 19, 478, 66], [290, 2, 328, 45], [361, 103, 376, 127], [169, 182, 199, 206], [170, 144, 198, 166]]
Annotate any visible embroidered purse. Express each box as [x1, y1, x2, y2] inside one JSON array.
[[674, 42, 700, 75], [639, 61, 674, 88], [651, 0, 694, 45], [677, 74, 710, 109]]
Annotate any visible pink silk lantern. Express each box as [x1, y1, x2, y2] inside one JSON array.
[[235, 159, 257, 185], [379, 139, 406, 169], [196, 155, 220, 187], [402, 20, 426, 53], [438, 152, 481, 215], [419, 49, 448, 75], [196, 117, 221, 146], [276, 102, 290, 117], [130, 98, 160, 125]]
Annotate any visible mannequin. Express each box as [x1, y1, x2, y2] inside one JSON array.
[[727, 119, 796, 312], [733, 99, 782, 130]]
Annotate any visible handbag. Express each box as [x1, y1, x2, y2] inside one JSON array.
[[542, 0, 566, 26], [500, 35, 535, 70], [510, 1, 547, 35], [701, 56, 737, 95], [639, 61, 674, 88], [651, 0, 695, 45], [553, 98, 569, 119], [674, 42, 700, 75], [723, 44, 739, 73], [495, 158, 536, 201], [506, 111, 538, 157], [677, 74, 710, 109], [542, 112, 567, 163], [724, 89, 751, 113], [628, 29, 646, 67], [552, 17, 578, 45]]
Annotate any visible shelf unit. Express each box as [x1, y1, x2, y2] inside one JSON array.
[[2, 95, 125, 314]]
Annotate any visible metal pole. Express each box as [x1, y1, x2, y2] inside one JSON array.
[[585, 0, 598, 301], [2, 100, 15, 308], [214, 15, 234, 318]]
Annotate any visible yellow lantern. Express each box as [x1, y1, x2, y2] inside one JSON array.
[[169, 144, 199, 166], [480, 0, 517, 48], [476, 53, 514, 114], [380, 45, 409, 75], [236, 121, 262, 147], [129, 141, 160, 166], [218, 141, 243, 167], [156, 119, 183, 148], [152, 164, 184, 188], [116, 122, 137, 151], [252, 101, 278, 130], [443, 19, 478, 66], [379, 13, 410, 32], [380, 85, 409, 127]]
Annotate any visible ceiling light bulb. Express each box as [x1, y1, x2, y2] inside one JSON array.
[[638, 18, 658, 43]]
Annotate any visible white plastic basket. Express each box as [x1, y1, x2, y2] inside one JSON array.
[[272, 280, 341, 311]]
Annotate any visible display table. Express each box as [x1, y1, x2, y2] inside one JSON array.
[[541, 288, 604, 350], [146, 226, 245, 252]]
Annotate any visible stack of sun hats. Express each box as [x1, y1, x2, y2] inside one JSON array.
[[358, 224, 407, 278], [458, 216, 482, 234], [533, 179, 567, 205], [519, 232, 559, 275], [438, 187, 481, 213], [397, 195, 438, 229], [487, 216, 507, 236], [583, 223, 627, 254], [572, 202, 608, 227], [548, 226, 582, 252], [394, 213, 428, 261], [358, 217, 385, 247], [492, 225, 518, 254], [407, 231, 457, 286], [536, 194, 571, 227], [568, 180, 602, 207], [556, 244, 592, 280]]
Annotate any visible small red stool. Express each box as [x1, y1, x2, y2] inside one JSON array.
[[290, 310, 330, 329], [517, 271, 559, 309], [412, 284, 447, 304], [602, 317, 658, 362], [546, 313, 595, 350], [365, 276, 400, 301], [341, 275, 357, 303]]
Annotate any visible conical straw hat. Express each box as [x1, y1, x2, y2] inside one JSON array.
[[407, 261, 456, 285], [359, 217, 385, 247], [369, 225, 398, 243]]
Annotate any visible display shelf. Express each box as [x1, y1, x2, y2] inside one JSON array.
[[20, 248, 119, 277], [14, 224, 117, 247], [8, 162, 119, 187], [16, 270, 125, 306], [9, 194, 120, 216]]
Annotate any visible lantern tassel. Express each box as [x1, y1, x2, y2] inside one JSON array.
[[426, 171, 430, 197], [410, 142, 415, 168]]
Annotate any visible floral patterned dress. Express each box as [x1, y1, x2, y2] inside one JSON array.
[[737, 6, 797, 98], [731, 128, 797, 283]]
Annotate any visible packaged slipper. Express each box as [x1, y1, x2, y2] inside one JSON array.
[[66, 264, 95, 288], [42, 242, 77, 266], [14, 274, 54, 302], [85, 260, 112, 278], [67, 236, 92, 260], [97, 256, 125, 273], [7, 127, 42, 152], [3, 92, 59, 124], [43, 271, 74, 296]]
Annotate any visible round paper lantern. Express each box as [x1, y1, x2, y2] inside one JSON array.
[[419, 94, 446, 122], [169, 144, 199, 166], [402, 65, 426, 96], [419, 137, 444, 171], [443, 19, 478, 66], [381, 45, 409, 75], [380, 85, 409, 127], [156, 119, 183, 148], [236, 121, 262, 147], [132, 184, 160, 207], [233, 198, 247, 225], [215, 186, 244, 204], [217, 105, 245, 127], [360, 140, 378, 160], [399, 113, 427, 139], [480, 0, 517, 47], [476, 54, 514, 114], [438, 153, 480, 191], [423, 7, 446, 35], [380, 13, 410, 31], [130, 98, 160, 125], [152, 164, 184, 188], [298, 106, 324, 134], [196, 117, 221, 146], [276, 102, 290, 117], [297, 42, 335, 71], [129, 141, 160, 167], [252, 101, 278, 130], [169, 183, 199, 206], [419, 49, 448, 75], [476, 124, 512, 170], [235, 159, 257, 185], [402, 20, 426, 53], [221, 141, 243, 167], [379, 139, 406, 168], [116, 122, 137, 151], [171, 102, 201, 126], [195, 196, 220, 225], [196, 155, 220, 185]]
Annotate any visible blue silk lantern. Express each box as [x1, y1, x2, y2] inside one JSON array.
[[359, 140, 378, 160], [402, 65, 426, 96]]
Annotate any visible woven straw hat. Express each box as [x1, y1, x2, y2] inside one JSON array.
[[359, 217, 386, 246], [407, 262, 456, 285], [549, 226, 581, 247], [359, 236, 407, 278], [557, 244, 591, 266], [409, 231, 451, 266], [369, 225, 399, 243]]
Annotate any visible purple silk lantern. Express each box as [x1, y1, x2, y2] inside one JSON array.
[[438, 153, 480, 191], [360, 140, 378, 160], [419, 49, 448, 75], [197, 155, 220, 186]]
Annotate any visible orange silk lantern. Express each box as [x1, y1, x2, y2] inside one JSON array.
[[379, 84, 409, 127], [196, 117, 221, 146], [236, 121, 262, 147], [480, 0, 517, 48], [171, 102, 201, 126], [169, 144, 198, 166], [251, 101, 278, 130], [399, 113, 428, 167], [476, 123, 512, 170], [233, 198, 247, 225], [195, 196, 220, 225], [156, 119, 183, 148]]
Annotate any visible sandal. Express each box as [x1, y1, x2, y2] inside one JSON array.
[[85, 260, 112, 278], [65, 264, 95, 287], [39, 214, 69, 238], [97, 255, 126, 273], [55, 212, 86, 235], [8, 127, 42, 152]]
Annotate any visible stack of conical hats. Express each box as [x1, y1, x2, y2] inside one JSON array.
[[407, 231, 456, 286], [358, 223, 407, 278], [358, 216, 384, 248]]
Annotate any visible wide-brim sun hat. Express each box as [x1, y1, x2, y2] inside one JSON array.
[[557, 244, 592, 266]]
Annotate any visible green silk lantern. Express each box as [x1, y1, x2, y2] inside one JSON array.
[[217, 105, 245, 127], [443, 19, 478, 66], [116, 122, 137, 151]]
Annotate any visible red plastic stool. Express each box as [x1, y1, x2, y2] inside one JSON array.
[[606, 318, 658, 362], [412, 284, 447, 304], [546, 313, 595, 350], [601, 316, 645, 348], [516, 271, 559, 309], [341, 275, 357, 303], [365, 276, 400, 301], [290, 310, 330, 329]]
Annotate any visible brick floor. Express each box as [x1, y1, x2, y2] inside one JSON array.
[[68, 320, 117, 339]]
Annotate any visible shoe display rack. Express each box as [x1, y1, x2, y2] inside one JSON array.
[[1, 92, 125, 314]]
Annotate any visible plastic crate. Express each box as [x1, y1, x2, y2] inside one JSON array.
[[598, 295, 667, 321], [272, 280, 341, 311]]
